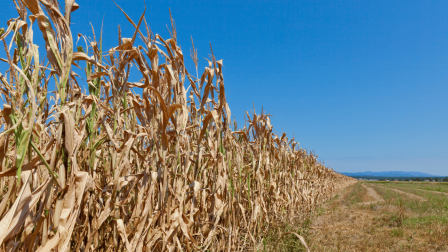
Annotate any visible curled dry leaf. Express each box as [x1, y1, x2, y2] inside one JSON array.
[[0, 1, 356, 251]]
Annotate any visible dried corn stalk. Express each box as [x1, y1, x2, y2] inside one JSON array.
[[0, 0, 356, 251]]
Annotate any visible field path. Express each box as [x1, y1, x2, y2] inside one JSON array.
[[376, 185, 427, 202], [308, 182, 448, 251], [359, 184, 384, 205], [309, 183, 386, 250], [414, 188, 448, 196]]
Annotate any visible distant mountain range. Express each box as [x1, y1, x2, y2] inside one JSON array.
[[340, 171, 444, 177]]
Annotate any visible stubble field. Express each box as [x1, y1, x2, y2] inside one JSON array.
[[304, 181, 448, 251]]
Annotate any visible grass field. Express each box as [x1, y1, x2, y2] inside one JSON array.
[[374, 181, 448, 194], [285, 180, 448, 252]]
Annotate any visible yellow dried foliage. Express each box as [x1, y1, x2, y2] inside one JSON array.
[[0, 1, 356, 251]]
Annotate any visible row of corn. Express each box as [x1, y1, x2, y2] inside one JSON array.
[[0, 0, 356, 251]]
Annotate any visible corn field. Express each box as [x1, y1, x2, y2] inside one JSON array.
[[0, 0, 356, 251]]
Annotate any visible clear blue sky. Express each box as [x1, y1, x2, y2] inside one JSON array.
[[1, 0, 447, 175]]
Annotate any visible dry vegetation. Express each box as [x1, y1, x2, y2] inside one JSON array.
[[0, 0, 355, 251], [310, 181, 448, 251]]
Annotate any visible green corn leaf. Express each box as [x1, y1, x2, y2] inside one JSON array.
[[15, 130, 30, 186], [30, 141, 61, 188]]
